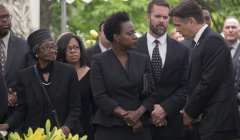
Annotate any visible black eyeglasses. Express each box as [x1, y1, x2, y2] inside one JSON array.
[[0, 14, 12, 20], [65, 46, 80, 52], [41, 45, 58, 51]]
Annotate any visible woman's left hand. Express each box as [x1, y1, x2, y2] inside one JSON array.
[[123, 106, 146, 126], [60, 126, 70, 137]]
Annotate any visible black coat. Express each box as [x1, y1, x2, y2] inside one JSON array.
[[185, 27, 240, 134], [6, 61, 82, 135], [86, 43, 102, 67], [0, 71, 7, 121], [90, 50, 157, 127], [134, 34, 188, 137]]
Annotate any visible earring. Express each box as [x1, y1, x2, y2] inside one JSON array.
[[35, 54, 38, 58], [117, 40, 119, 42]]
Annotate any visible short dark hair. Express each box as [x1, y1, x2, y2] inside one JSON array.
[[169, 0, 205, 24], [104, 11, 130, 42], [99, 20, 106, 32], [147, 0, 170, 15], [56, 33, 86, 67], [201, 7, 209, 12]]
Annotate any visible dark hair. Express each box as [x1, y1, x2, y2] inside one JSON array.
[[99, 20, 106, 32], [104, 11, 130, 42], [169, 0, 205, 24], [56, 33, 86, 67], [201, 7, 209, 12], [147, 0, 170, 15]]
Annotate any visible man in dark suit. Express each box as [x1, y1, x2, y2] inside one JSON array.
[[169, 1, 240, 139], [86, 20, 111, 67], [0, 71, 7, 121], [134, 0, 188, 139], [0, 4, 35, 122]]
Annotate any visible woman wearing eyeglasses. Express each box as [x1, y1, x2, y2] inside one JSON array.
[[0, 29, 82, 137], [56, 32, 97, 140]]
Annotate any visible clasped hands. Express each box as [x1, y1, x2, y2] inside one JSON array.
[[8, 88, 17, 107], [151, 104, 167, 127], [121, 109, 144, 133]]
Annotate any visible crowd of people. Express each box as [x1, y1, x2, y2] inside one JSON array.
[[0, 0, 240, 140]]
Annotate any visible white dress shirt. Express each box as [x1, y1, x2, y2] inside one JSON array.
[[147, 32, 167, 67]]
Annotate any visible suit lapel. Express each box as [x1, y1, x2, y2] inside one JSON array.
[[159, 36, 174, 82], [188, 27, 211, 79], [232, 43, 240, 70], [137, 34, 150, 58], [31, 74, 44, 109], [48, 62, 61, 98], [5, 35, 17, 77]]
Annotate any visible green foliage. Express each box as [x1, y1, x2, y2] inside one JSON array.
[[48, 0, 240, 40]]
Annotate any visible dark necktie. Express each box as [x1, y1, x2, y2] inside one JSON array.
[[0, 39, 6, 74], [189, 40, 196, 63], [151, 40, 162, 80]]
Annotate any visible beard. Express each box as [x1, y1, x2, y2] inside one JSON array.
[[149, 20, 167, 37], [0, 24, 11, 37]]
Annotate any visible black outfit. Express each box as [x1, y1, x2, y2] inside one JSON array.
[[90, 50, 157, 140], [185, 26, 239, 139], [6, 61, 82, 135], [134, 34, 188, 139], [79, 70, 96, 140], [0, 71, 7, 122], [86, 44, 101, 67]]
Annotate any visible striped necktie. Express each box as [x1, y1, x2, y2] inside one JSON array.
[[0, 39, 6, 74]]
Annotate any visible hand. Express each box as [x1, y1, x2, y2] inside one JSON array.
[[238, 93, 240, 101], [180, 110, 203, 124], [8, 88, 17, 107], [151, 104, 167, 125], [0, 124, 9, 131], [153, 118, 167, 127], [123, 110, 141, 126], [132, 120, 143, 133], [60, 126, 70, 137]]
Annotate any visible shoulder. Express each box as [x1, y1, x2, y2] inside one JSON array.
[[129, 51, 148, 60], [167, 36, 188, 51], [86, 44, 100, 53], [10, 34, 27, 44]]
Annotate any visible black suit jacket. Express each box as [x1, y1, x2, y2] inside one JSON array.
[[86, 43, 102, 67], [6, 61, 82, 135], [134, 34, 188, 137], [0, 71, 7, 121], [1, 33, 35, 119], [90, 50, 157, 127], [185, 27, 239, 134]]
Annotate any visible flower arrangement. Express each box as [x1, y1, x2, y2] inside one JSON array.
[[76, 29, 98, 48], [1, 119, 87, 140]]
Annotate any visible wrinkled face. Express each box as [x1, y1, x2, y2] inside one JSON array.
[[36, 40, 57, 63], [0, 6, 11, 37], [117, 21, 137, 50], [223, 18, 240, 45], [202, 10, 211, 27], [172, 16, 194, 40], [65, 38, 81, 65], [147, 4, 170, 38], [99, 24, 111, 47]]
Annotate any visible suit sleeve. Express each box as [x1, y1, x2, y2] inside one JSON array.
[[141, 55, 157, 113], [185, 36, 231, 119], [90, 54, 119, 116], [6, 72, 27, 130], [64, 68, 82, 130], [0, 71, 7, 121], [160, 48, 188, 118]]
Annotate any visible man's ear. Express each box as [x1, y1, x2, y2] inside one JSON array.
[[146, 14, 150, 23], [189, 17, 196, 25]]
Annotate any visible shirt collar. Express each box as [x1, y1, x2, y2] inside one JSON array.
[[2, 31, 10, 47], [231, 39, 239, 49], [194, 24, 208, 44], [99, 42, 107, 52], [147, 31, 167, 45]]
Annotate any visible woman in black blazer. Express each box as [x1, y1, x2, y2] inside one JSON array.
[[0, 29, 82, 137], [57, 32, 97, 140], [90, 11, 157, 140]]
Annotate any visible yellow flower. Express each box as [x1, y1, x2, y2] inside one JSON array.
[[91, 40, 96, 45], [86, 40, 91, 45], [90, 30, 98, 38]]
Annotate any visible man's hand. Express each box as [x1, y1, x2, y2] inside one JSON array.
[[180, 110, 203, 133], [60, 126, 70, 137], [237, 93, 240, 101], [0, 124, 9, 131], [132, 120, 143, 133], [151, 104, 167, 125], [8, 88, 17, 107]]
